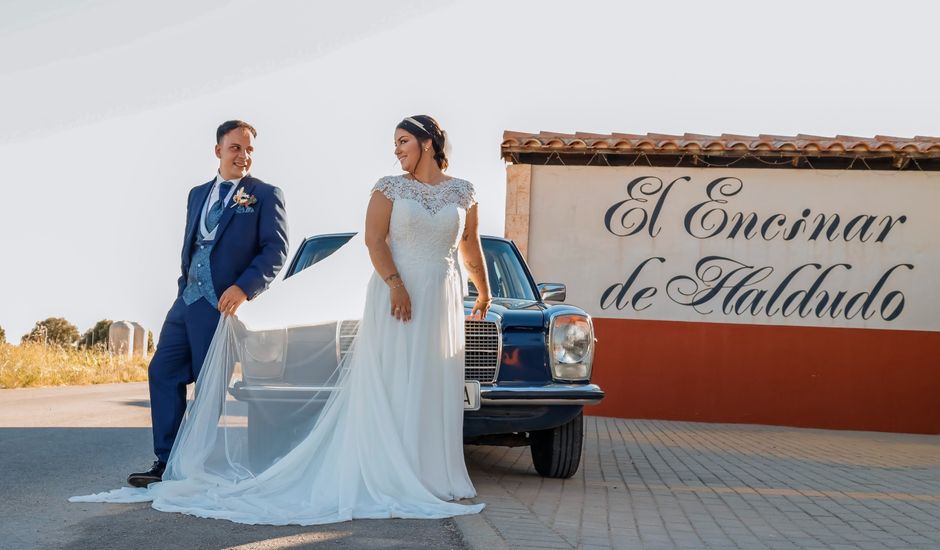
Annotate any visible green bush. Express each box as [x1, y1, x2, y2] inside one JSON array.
[[80, 319, 113, 349], [22, 317, 80, 347]]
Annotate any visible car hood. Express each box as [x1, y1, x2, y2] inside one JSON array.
[[463, 297, 548, 329]]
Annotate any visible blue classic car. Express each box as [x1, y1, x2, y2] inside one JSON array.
[[229, 233, 604, 478]]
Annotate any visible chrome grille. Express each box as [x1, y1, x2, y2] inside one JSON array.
[[337, 320, 360, 362], [335, 319, 499, 382], [465, 320, 500, 383]]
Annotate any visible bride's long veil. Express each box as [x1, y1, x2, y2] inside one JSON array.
[[72, 184, 486, 523], [166, 231, 376, 485]]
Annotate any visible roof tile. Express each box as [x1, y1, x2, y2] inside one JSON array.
[[501, 131, 940, 156]]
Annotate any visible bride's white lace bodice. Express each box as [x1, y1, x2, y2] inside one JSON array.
[[372, 175, 477, 268]]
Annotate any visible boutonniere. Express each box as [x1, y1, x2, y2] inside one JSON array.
[[231, 187, 258, 208]]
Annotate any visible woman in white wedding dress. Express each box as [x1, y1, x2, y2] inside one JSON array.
[[71, 115, 491, 525]]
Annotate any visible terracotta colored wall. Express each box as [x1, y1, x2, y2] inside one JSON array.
[[587, 318, 940, 434]]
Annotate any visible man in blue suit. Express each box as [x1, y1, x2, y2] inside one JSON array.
[[128, 120, 289, 487]]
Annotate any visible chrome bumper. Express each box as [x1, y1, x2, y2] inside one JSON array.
[[228, 384, 337, 402], [230, 382, 604, 406], [480, 383, 604, 406]]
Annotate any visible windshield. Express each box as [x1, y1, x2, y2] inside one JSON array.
[[288, 235, 538, 301], [474, 239, 537, 301], [286, 235, 355, 278]]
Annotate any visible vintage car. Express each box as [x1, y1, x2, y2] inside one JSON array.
[[228, 233, 604, 478]]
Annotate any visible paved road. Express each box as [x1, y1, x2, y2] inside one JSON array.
[[7, 383, 940, 549], [458, 418, 940, 549], [0, 383, 466, 550]]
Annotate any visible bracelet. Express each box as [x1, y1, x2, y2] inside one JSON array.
[[384, 273, 401, 283]]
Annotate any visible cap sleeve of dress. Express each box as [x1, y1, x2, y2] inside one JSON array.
[[460, 180, 478, 209], [370, 176, 400, 200]]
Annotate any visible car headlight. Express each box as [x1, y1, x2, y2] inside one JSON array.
[[240, 329, 286, 381], [549, 314, 594, 381]]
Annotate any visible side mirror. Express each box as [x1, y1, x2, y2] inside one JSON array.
[[537, 283, 566, 303]]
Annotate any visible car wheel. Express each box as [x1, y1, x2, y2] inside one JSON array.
[[248, 403, 302, 473], [247, 402, 281, 471], [529, 411, 583, 478], [247, 402, 321, 471]]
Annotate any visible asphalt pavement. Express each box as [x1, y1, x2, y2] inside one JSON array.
[[0, 383, 467, 550]]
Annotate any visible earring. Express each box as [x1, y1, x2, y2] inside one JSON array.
[[424, 147, 429, 151]]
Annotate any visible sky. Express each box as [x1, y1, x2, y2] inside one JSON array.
[[0, 0, 938, 341]]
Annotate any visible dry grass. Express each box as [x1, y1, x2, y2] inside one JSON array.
[[0, 342, 149, 389]]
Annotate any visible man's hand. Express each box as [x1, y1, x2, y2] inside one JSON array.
[[218, 285, 248, 316]]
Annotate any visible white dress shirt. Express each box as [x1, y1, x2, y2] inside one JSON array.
[[199, 173, 244, 241]]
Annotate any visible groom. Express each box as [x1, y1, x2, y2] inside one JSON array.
[[128, 120, 289, 487]]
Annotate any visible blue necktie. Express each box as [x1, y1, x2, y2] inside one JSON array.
[[207, 181, 233, 232]]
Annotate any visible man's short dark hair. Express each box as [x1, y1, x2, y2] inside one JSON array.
[[216, 120, 257, 144]]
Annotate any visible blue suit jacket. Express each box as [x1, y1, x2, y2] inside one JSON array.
[[177, 175, 289, 302]]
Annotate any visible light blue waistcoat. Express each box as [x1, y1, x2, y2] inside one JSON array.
[[182, 184, 231, 307]]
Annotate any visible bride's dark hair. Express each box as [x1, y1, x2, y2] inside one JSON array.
[[396, 115, 449, 171]]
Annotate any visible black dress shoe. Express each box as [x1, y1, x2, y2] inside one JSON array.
[[127, 461, 166, 488]]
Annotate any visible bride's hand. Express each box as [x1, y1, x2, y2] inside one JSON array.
[[390, 286, 412, 322], [471, 295, 492, 320]]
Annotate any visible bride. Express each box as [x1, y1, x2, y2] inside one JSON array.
[[71, 115, 491, 525]]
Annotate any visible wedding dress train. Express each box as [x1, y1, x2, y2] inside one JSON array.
[[71, 175, 485, 525]]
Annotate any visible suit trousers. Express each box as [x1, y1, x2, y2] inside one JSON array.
[[148, 297, 221, 462]]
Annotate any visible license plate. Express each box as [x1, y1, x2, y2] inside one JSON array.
[[464, 381, 481, 411]]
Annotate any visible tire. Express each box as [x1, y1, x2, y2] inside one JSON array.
[[247, 401, 281, 471], [529, 411, 584, 478], [247, 401, 322, 471]]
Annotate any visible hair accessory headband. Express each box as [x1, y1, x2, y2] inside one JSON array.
[[404, 117, 429, 134]]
